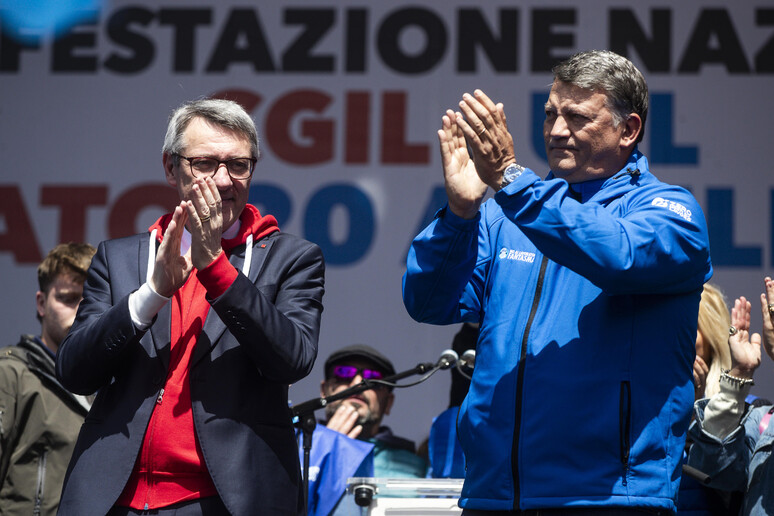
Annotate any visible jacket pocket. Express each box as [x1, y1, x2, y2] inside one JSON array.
[[619, 380, 631, 486]]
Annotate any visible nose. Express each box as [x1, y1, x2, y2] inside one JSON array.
[[548, 115, 570, 139], [212, 162, 232, 187]]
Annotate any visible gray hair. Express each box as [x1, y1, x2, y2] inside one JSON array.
[[162, 98, 259, 162], [552, 50, 648, 143]]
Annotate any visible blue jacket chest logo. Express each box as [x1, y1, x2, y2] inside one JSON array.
[[498, 248, 536, 263]]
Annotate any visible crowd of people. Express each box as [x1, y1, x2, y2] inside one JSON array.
[[1, 49, 772, 516]]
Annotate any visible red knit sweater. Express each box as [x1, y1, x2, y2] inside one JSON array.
[[116, 205, 278, 509]]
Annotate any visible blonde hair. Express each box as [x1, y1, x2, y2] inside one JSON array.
[[697, 283, 732, 397]]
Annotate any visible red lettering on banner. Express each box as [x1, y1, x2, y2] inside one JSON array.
[[108, 183, 178, 239], [345, 91, 370, 164], [41, 185, 107, 244], [266, 90, 333, 165], [381, 92, 430, 164], [0, 185, 42, 264]]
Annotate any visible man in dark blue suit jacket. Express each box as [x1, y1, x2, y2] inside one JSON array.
[[56, 98, 325, 515]]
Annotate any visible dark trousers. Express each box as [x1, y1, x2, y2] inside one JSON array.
[[107, 497, 230, 516], [461, 508, 673, 516]]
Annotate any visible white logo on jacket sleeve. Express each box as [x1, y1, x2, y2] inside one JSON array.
[[499, 247, 536, 263], [651, 197, 692, 222]]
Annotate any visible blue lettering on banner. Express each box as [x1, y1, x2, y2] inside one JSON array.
[[249, 183, 292, 227], [304, 183, 374, 265], [707, 188, 761, 267], [649, 93, 699, 165], [251, 182, 374, 265]]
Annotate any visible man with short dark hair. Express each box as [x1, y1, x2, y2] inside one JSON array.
[[56, 98, 325, 515], [0, 242, 95, 515], [403, 50, 713, 514]]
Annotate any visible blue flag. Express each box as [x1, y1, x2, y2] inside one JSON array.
[[298, 424, 374, 516]]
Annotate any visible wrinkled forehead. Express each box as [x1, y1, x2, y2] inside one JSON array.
[[548, 80, 608, 105], [181, 116, 252, 152]]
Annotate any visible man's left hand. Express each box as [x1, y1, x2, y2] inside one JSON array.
[[186, 177, 224, 270], [456, 89, 517, 191]]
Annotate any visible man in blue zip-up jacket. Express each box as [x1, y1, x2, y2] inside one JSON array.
[[403, 50, 712, 514]]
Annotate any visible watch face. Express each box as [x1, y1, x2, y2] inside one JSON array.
[[501, 164, 524, 190], [505, 164, 523, 180]]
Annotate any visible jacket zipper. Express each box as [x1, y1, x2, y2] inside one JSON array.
[[619, 380, 632, 486], [511, 255, 549, 510], [141, 388, 165, 511], [34, 449, 47, 516]]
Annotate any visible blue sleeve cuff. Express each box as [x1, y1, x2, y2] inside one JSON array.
[[436, 205, 481, 231], [494, 168, 540, 203]]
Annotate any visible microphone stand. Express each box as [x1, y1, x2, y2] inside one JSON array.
[[292, 361, 435, 513]]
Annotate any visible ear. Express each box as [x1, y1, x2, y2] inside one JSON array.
[[383, 392, 395, 416], [320, 379, 328, 397], [619, 113, 642, 150], [162, 153, 177, 187], [36, 290, 46, 319]]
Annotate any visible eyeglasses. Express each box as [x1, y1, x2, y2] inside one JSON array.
[[176, 155, 257, 180], [330, 365, 385, 381]]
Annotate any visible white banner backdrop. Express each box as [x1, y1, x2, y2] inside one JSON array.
[[2, 0, 773, 444]]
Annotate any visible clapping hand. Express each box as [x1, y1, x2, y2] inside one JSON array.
[[438, 109, 488, 220], [760, 276, 774, 362], [728, 296, 761, 379], [693, 355, 709, 399], [455, 90, 517, 191], [150, 203, 193, 298], [186, 177, 224, 271]]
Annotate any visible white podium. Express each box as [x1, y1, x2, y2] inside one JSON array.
[[345, 477, 463, 515]]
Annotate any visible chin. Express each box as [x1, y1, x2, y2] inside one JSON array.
[[549, 160, 578, 178]]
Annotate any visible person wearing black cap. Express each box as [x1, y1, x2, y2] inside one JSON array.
[[320, 344, 428, 478]]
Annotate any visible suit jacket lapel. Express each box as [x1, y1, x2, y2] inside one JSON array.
[[191, 237, 275, 367]]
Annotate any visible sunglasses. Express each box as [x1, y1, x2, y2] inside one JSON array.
[[330, 365, 385, 381]]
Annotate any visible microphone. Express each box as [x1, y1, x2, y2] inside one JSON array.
[[436, 349, 459, 370], [459, 349, 476, 371]]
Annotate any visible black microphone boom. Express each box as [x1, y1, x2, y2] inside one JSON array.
[[291, 361, 433, 418]]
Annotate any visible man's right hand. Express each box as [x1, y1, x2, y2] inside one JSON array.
[[150, 202, 193, 298], [325, 403, 363, 440], [438, 109, 488, 220]]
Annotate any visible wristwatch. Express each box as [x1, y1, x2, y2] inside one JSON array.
[[500, 162, 525, 190]]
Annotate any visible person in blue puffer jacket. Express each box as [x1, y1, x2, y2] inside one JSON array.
[[402, 50, 712, 515]]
